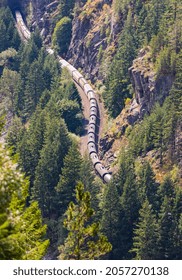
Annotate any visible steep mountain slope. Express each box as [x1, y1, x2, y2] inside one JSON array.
[[1, 0, 181, 260]]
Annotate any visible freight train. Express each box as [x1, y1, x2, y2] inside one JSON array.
[[15, 11, 31, 41], [15, 11, 112, 183]]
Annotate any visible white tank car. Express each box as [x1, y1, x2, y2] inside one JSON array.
[[15, 11, 112, 183], [15, 11, 31, 40]]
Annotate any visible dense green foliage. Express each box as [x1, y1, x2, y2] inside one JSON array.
[[0, 1, 181, 260], [59, 182, 112, 260], [101, 151, 182, 260], [0, 7, 20, 53], [0, 142, 49, 259], [58, 0, 76, 18], [52, 17, 72, 55]]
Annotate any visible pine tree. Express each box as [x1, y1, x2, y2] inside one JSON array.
[[151, 104, 165, 165], [18, 107, 47, 187], [6, 116, 23, 154], [137, 161, 158, 211], [0, 20, 7, 52], [158, 177, 176, 207], [10, 201, 49, 260], [0, 68, 21, 115], [157, 196, 180, 259], [101, 183, 121, 259], [24, 60, 46, 119], [56, 142, 82, 215], [58, 99, 83, 133], [59, 0, 76, 18], [32, 117, 70, 218], [79, 154, 99, 212], [58, 182, 112, 260], [169, 50, 182, 120], [119, 169, 140, 259], [131, 199, 159, 260]]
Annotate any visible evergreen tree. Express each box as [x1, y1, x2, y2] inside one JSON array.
[[0, 143, 49, 259], [103, 9, 138, 117], [24, 60, 46, 119], [56, 142, 82, 215], [58, 99, 83, 133], [0, 20, 7, 52], [52, 17, 72, 55], [0, 68, 21, 115], [137, 161, 158, 210], [169, 50, 182, 120], [101, 183, 121, 259], [131, 199, 159, 260], [59, 0, 76, 18], [32, 117, 70, 217], [58, 182, 112, 260], [18, 107, 47, 187], [6, 116, 23, 154], [157, 196, 181, 259], [119, 169, 140, 259], [79, 154, 99, 212], [158, 177, 176, 207]]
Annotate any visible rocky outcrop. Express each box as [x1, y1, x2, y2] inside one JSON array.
[[67, 0, 118, 82], [129, 47, 174, 117], [99, 134, 114, 159]]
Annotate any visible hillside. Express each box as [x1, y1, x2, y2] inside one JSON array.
[[0, 0, 181, 260]]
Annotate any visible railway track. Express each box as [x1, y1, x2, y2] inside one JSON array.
[[15, 11, 112, 183]]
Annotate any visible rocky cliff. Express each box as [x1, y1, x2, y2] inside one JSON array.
[[67, 0, 119, 83], [17, 0, 119, 82], [129, 47, 174, 117], [99, 47, 176, 171]]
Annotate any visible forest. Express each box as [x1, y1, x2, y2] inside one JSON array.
[[0, 0, 181, 260]]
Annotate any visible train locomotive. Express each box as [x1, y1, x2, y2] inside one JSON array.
[[15, 11, 112, 183]]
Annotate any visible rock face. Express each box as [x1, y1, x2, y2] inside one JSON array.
[[14, 0, 59, 41], [129, 47, 174, 117], [30, 0, 56, 41], [67, 0, 118, 82], [99, 134, 114, 159], [13, 1, 119, 80]]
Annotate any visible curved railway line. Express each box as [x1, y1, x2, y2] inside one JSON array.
[[15, 11, 112, 183]]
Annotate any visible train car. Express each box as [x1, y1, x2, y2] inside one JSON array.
[[88, 91, 96, 101], [15, 10, 112, 183], [79, 77, 87, 89], [89, 116, 97, 125], [90, 99, 97, 108], [88, 142, 97, 155], [15, 11, 31, 41], [83, 84, 93, 96], [72, 71, 83, 84], [46, 48, 54, 55]]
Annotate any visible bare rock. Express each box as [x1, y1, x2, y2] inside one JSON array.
[[99, 134, 114, 159], [129, 47, 174, 116]]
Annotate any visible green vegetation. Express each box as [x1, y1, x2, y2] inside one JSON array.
[[104, 0, 182, 118], [0, 7, 20, 53], [59, 182, 112, 260], [0, 1, 181, 260], [0, 141, 49, 259], [52, 17, 72, 55]]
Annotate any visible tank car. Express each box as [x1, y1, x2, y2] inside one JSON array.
[[15, 10, 112, 183]]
